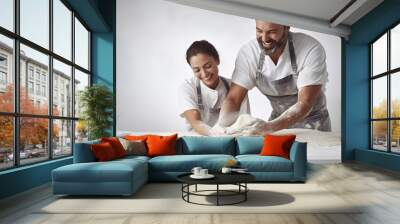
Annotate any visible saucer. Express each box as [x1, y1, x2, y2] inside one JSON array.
[[190, 174, 215, 179]]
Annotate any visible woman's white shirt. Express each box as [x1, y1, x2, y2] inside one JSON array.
[[178, 76, 250, 130]]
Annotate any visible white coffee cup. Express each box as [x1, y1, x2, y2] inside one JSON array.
[[191, 167, 202, 176], [221, 167, 232, 174], [200, 169, 208, 176]]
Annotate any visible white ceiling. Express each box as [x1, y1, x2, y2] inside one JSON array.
[[165, 0, 384, 38], [227, 0, 352, 23]]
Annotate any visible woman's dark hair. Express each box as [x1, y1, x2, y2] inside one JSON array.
[[186, 40, 220, 65]]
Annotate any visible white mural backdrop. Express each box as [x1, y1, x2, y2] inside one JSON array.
[[116, 0, 341, 133]]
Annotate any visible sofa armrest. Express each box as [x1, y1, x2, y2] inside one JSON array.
[[289, 141, 307, 181], [73, 140, 100, 163]]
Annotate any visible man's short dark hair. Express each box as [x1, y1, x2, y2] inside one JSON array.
[[186, 40, 220, 65]]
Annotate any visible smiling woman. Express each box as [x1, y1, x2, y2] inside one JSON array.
[[178, 40, 251, 135], [186, 41, 220, 89]]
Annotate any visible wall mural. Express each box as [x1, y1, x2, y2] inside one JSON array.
[[116, 0, 342, 161]]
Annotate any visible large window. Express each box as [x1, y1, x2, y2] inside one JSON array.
[[0, 0, 91, 171], [370, 23, 400, 153]]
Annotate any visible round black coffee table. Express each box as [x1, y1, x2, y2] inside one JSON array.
[[177, 173, 255, 206]]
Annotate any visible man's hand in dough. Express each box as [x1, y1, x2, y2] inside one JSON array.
[[227, 120, 274, 136]]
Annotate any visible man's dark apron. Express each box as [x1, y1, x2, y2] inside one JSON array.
[[195, 77, 230, 127], [255, 33, 331, 131]]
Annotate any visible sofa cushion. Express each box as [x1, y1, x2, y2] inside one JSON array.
[[147, 134, 178, 157], [115, 155, 150, 163], [260, 134, 296, 159], [124, 135, 150, 141], [101, 137, 127, 158], [91, 142, 118, 161], [148, 154, 235, 172], [118, 138, 147, 156], [52, 158, 147, 183], [178, 136, 235, 155], [236, 136, 263, 155], [236, 155, 293, 172]]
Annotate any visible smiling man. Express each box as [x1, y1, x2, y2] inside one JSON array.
[[215, 20, 331, 135]]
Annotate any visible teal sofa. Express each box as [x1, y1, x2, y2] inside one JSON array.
[[52, 136, 307, 196]]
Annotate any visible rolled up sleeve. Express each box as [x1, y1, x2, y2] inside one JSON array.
[[297, 43, 328, 88], [232, 48, 257, 90]]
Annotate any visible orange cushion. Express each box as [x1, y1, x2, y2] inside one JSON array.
[[101, 137, 127, 158], [91, 142, 118, 161], [146, 134, 178, 157], [259, 134, 296, 159], [124, 135, 150, 141]]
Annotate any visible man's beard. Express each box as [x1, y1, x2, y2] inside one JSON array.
[[258, 33, 288, 56]]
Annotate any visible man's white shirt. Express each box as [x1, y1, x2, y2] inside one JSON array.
[[232, 32, 329, 95]]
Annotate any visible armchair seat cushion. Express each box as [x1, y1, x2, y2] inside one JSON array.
[[149, 154, 235, 172]]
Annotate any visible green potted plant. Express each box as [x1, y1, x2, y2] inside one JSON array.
[[79, 84, 113, 140]]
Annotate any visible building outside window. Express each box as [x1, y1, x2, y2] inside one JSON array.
[[28, 81, 34, 94], [35, 70, 40, 81], [28, 66, 34, 79], [0, 54, 7, 88], [42, 85, 46, 97], [41, 73, 46, 83], [0, 71, 6, 84], [35, 83, 40, 95], [54, 88, 58, 103], [0, 54, 6, 67]]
